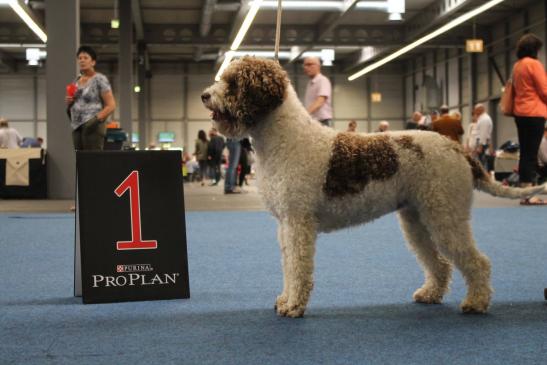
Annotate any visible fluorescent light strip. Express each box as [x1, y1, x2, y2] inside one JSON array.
[[215, 51, 235, 81], [231, 0, 263, 51], [250, 1, 397, 11], [9, 0, 47, 43], [348, 0, 504, 81], [254, 1, 343, 10]]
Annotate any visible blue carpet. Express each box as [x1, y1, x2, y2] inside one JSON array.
[[1, 209, 546, 364]]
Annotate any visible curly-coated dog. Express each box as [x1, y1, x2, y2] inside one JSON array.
[[202, 57, 545, 318]]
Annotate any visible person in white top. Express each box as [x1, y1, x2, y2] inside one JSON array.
[[473, 104, 494, 170], [303, 57, 333, 127], [0, 118, 22, 149], [466, 114, 480, 156]]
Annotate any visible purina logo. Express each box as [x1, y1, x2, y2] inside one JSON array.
[[116, 264, 154, 273]]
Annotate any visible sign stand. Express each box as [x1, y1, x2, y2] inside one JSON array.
[[74, 151, 190, 304]]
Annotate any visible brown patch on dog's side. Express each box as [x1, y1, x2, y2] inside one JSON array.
[[448, 142, 489, 181], [324, 133, 399, 197], [393, 136, 425, 159]]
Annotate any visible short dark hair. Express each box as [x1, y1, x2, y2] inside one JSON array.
[[77, 45, 97, 61], [516, 33, 542, 59]]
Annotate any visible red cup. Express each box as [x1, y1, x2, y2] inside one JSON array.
[[66, 83, 77, 97]]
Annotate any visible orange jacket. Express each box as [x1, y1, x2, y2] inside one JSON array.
[[512, 57, 547, 119]]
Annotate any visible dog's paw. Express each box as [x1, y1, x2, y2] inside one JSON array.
[[460, 299, 489, 314], [276, 304, 305, 318], [413, 287, 443, 304], [274, 294, 288, 311]]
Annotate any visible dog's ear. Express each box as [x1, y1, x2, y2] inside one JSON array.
[[231, 57, 287, 125]]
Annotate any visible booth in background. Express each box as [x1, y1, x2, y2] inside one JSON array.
[[0, 148, 47, 199]]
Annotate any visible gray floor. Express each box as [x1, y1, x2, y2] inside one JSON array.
[[1, 178, 544, 212]]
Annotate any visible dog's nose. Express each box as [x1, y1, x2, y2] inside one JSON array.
[[201, 92, 211, 103]]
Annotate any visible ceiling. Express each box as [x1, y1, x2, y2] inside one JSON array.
[[0, 0, 539, 73]]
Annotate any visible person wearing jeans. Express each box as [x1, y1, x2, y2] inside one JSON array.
[[224, 138, 241, 194]]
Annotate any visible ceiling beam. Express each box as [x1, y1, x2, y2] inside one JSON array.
[[343, 0, 495, 72], [196, 0, 217, 61], [131, 0, 144, 40], [316, 0, 360, 41], [81, 23, 407, 47], [200, 0, 217, 37]]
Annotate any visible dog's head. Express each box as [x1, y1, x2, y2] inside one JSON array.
[[201, 56, 288, 138]]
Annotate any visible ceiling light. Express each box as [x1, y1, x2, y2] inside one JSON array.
[[215, 51, 235, 81], [231, 0, 263, 51], [8, 0, 47, 43], [251, 1, 343, 10], [111, 0, 119, 29], [26, 47, 46, 66], [348, 0, 504, 81]]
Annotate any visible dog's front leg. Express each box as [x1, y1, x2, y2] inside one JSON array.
[[276, 216, 317, 318]]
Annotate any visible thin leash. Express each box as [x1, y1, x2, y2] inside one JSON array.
[[274, 0, 282, 62]]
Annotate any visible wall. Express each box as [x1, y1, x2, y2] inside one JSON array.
[[1, 0, 544, 153], [0, 64, 405, 153], [403, 0, 546, 148]]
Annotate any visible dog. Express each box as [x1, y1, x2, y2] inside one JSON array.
[[202, 56, 545, 318]]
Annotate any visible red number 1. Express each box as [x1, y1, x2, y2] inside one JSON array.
[[114, 171, 158, 250]]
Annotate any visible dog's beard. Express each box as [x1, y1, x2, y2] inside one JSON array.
[[210, 109, 248, 138], [213, 118, 247, 138]]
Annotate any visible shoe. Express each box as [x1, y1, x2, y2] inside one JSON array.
[[224, 188, 242, 194], [520, 198, 547, 206], [209, 181, 218, 186]]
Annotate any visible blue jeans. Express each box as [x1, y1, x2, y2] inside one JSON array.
[[224, 139, 241, 192]]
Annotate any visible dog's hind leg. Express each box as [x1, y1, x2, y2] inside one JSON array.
[[276, 216, 317, 318], [398, 207, 452, 304], [424, 214, 492, 313]]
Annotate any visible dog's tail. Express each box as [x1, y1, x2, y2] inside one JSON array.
[[468, 155, 547, 199]]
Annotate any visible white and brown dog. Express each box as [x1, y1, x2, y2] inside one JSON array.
[[202, 57, 545, 318]]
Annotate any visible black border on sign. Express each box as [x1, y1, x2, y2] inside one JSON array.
[[75, 150, 190, 304]]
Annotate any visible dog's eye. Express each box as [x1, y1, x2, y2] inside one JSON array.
[[226, 79, 237, 91]]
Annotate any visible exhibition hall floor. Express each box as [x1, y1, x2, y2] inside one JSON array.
[[1, 181, 546, 364], [1, 179, 543, 213]]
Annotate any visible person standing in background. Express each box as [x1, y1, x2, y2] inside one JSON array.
[[66, 46, 116, 151], [207, 128, 225, 186], [0, 118, 22, 148], [511, 33, 547, 205], [303, 57, 333, 127], [194, 130, 209, 186], [347, 120, 357, 132], [376, 121, 390, 132], [473, 103, 493, 169], [238, 138, 254, 187], [537, 123, 547, 184], [224, 137, 241, 194]]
